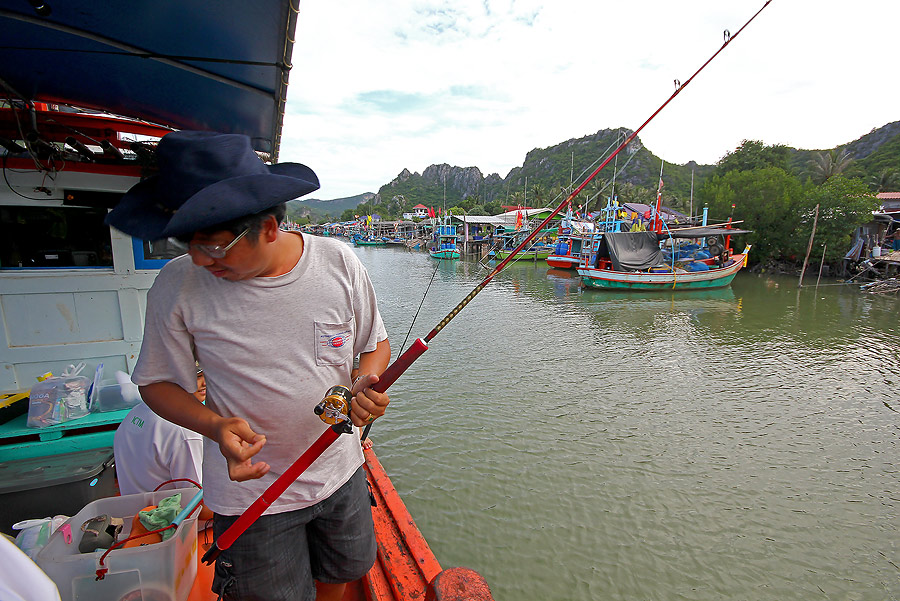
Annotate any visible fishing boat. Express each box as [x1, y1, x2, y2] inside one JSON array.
[[492, 229, 554, 262], [545, 208, 594, 269], [577, 228, 751, 290], [574, 171, 751, 290], [429, 218, 460, 260], [355, 236, 387, 247], [546, 237, 583, 269], [546, 222, 596, 269], [0, 3, 493, 599]]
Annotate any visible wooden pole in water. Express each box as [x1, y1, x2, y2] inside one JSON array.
[[816, 244, 826, 288], [799, 204, 819, 288]]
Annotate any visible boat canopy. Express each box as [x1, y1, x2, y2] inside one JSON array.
[[663, 226, 752, 239], [601, 232, 664, 271], [0, 0, 298, 158]]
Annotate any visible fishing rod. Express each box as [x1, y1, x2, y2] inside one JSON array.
[[202, 0, 773, 564]]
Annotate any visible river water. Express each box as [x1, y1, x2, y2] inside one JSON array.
[[350, 243, 899, 601]]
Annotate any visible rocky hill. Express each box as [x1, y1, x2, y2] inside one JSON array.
[[298, 120, 900, 219]]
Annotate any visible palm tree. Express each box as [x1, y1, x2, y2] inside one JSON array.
[[869, 168, 900, 193], [809, 148, 853, 184], [529, 183, 547, 208]]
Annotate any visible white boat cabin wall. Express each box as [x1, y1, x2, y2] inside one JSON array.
[[0, 126, 176, 394]]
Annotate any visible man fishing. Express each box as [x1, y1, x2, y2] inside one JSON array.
[[106, 130, 391, 601]]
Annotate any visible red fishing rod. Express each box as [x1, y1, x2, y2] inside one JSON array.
[[202, 0, 773, 564]]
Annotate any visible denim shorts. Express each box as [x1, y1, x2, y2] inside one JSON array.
[[212, 467, 377, 601]]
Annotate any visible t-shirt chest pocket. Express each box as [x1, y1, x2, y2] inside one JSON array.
[[315, 320, 354, 366]]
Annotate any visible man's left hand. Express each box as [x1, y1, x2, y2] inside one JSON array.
[[350, 374, 389, 427]]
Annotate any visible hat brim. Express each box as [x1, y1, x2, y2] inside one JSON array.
[[104, 177, 174, 240], [106, 162, 319, 240]]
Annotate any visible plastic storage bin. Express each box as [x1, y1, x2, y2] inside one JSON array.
[[36, 487, 200, 601], [0, 447, 116, 534]]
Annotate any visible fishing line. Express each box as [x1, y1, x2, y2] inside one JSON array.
[[361, 254, 442, 442], [397, 257, 442, 355]]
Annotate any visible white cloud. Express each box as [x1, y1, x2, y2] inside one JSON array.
[[282, 0, 900, 200]]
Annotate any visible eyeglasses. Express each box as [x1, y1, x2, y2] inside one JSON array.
[[189, 228, 250, 259]]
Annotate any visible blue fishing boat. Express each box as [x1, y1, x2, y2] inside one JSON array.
[[355, 236, 387, 247], [429, 219, 460, 260]]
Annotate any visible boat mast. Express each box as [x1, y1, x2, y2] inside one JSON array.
[[689, 168, 694, 223], [610, 137, 620, 226], [653, 160, 664, 233], [570, 151, 575, 195]]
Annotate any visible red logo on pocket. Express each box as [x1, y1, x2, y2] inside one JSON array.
[[330, 336, 344, 348]]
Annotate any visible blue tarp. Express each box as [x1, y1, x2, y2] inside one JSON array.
[[0, 1, 297, 157]]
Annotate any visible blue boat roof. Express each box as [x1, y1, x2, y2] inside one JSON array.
[[0, 1, 297, 158]]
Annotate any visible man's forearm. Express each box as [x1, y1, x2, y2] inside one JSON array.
[[139, 381, 224, 441], [357, 338, 391, 379]]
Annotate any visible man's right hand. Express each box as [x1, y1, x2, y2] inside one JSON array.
[[215, 417, 269, 482]]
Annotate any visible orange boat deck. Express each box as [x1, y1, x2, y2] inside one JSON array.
[[188, 448, 492, 601]]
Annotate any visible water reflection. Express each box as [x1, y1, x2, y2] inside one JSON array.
[[349, 245, 900, 601]]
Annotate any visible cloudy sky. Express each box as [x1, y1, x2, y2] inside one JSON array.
[[281, 1, 898, 201]]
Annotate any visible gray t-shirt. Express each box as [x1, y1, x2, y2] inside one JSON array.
[[132, 233, 387, 515]]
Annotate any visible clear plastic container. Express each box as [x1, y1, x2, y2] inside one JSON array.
[[91, 380, 141, 413], [36, 487, 199, 601]]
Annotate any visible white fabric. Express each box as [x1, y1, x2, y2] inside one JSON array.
[[114, 401, 204, 495], [0, 535, 61, 601], [132, 233, 387, 515]]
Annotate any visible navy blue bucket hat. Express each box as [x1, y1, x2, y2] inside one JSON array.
[[106, 131, 319, 240]]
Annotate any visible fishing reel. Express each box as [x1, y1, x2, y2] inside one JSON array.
[[314, 385, 354, 434]]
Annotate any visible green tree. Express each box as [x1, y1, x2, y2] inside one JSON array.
[[529, 183, 548, 207], [468, 204, 486, 215], [448, 206, 465, 216], [714, 140, 791, 176], [484, 200, 503, 215], [615, 182, 654, 205], [697, 167, 804, 262], [869, 168, 900, 193], [800, 176, 877, 262], [808, 149, 853, 185]]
